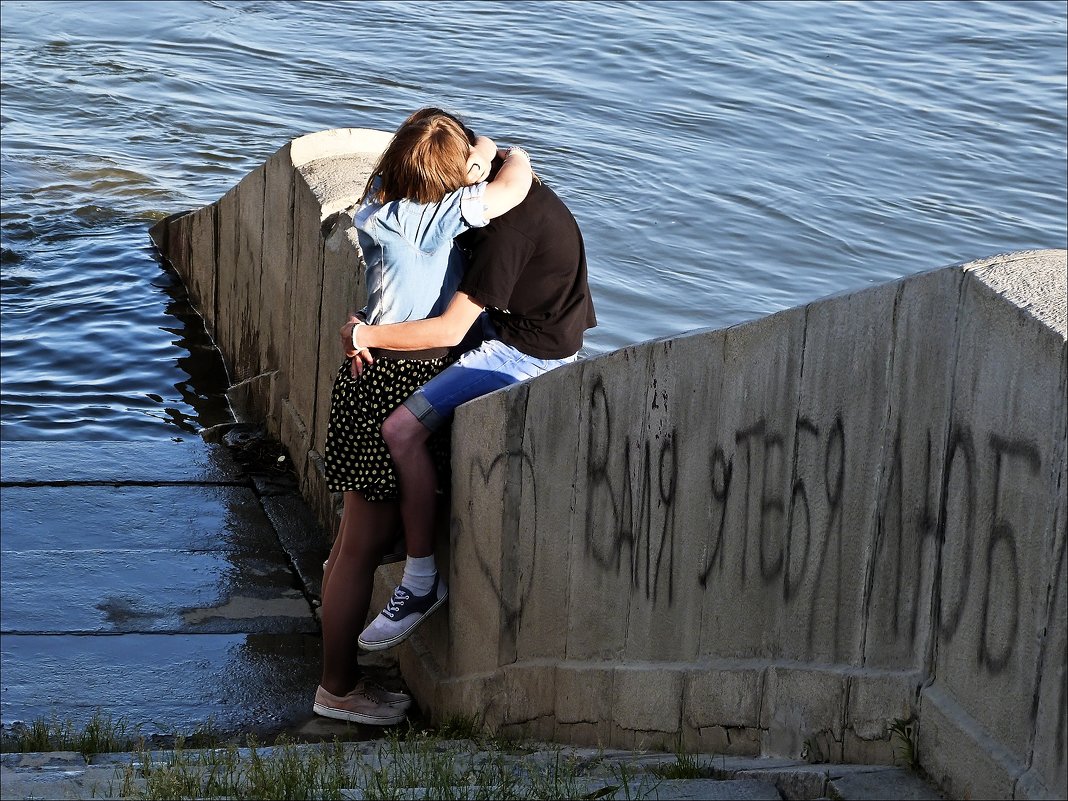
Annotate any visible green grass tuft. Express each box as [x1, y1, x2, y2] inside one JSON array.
[[1, 710, 143, 758]]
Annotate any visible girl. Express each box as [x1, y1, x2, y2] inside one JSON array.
[[313, 108, 533, 724]]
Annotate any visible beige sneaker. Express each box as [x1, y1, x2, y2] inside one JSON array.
[[358, 677, 412, 711], [312, 685, 406, 725]]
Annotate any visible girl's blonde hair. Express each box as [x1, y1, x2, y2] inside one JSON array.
[[362, 107, 477, 205]]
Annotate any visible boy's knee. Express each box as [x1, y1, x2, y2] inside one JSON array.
[[382, 406, 430, 453]]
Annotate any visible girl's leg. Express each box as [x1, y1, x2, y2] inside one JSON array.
[[321, 496, 352, 596], [319, 490, 399, 696]]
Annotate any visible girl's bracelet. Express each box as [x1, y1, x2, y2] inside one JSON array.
[[351, 321, 366, 350], [506, 146, 530, 162]]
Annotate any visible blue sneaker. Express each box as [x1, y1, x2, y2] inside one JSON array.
[[358, 574, 448, 651]]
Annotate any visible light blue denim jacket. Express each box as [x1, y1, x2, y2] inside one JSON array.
[[354, 178, 488, 324]]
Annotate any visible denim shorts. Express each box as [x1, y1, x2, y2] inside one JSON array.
[[403, 339, 578, 432]]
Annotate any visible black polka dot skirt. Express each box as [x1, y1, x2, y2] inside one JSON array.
[[324, 356, 454, 501]]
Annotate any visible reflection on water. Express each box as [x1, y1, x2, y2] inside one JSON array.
[[1, 0, 1064, 440]]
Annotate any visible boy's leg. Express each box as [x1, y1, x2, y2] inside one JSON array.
[[359, 340, 576, 652], [380, 406, 436, 559]]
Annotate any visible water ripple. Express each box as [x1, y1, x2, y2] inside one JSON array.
[[1, 0, 1064, 439]]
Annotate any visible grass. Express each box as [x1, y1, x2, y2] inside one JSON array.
[[3, 712, 692, 799], [1, 711, 142, 758], [0, 710, 226, 759], [647, 734, 706, 780], [112, 730, 664, 800], [889, 716, 918, 771]]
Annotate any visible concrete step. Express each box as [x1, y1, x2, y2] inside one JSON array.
[[0, 439, 338, 742], [0, 742, 946, 800]]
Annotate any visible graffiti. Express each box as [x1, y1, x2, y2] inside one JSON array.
[[585, 376, 678, 604], [577, 380, 1052, 676], [977, 434, 1040, 673], [693, 412, 849, 655], [458, 363, 1059, 693]]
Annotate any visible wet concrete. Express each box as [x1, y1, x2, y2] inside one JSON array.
[[0, 434, 404, 745]]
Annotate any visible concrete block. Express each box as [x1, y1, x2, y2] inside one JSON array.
[[510, 362, 583, 663], [930, 259, 1067, 759], [845, 669, 920, 743], [567, 349, 655, 660], [1018, 467, 1067, 801], [501, 645, 563, 730], [187, 205, 218, 339], [842, 731, 896, 768], [684, 661, 764, 729], [613, 666, 683, 733], [917, 683, 1021, 801], [281, 393, 312, 484], [258, 144, 296, 410], [726, 762, 834, 800], [841, 668, 916, 766], [294, 448, 334, 542], [760, 666, 847, 761], [708, 755, 806, 775], [554, 662, 614, 728], [964, 249, 1067, 336], [694, 306, 806, 662], [685, 724, 762, 756], [448, 388, 511, 677], [284, 179, 326, 446], [214, 182, 240, 369], [225, 369, 275, 423], [299, 153, 381, 218], [554, 720, 613, 749], [862, 268, 961, 671], [787, 280, 899, 667], [0, 762, 122, 801], [289, 128, 392, 169], [621, 334, 710, 664], [314, 222, 363, 476], [213, 163, 265, 383], [626, 778, 782, 800], [827, 766, 943, 800]]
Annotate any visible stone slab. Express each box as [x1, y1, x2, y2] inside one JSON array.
[[628, 778, 782, 800], [0, 483, 314, 635], [0, 440, 242, 484], [0, 761, 122, 801], [2, 550, 312, 634], [260, 493, 332, 602], [0, 484, 283, 556], [0, 633, 323, 739], [827, 767, 943, 800]]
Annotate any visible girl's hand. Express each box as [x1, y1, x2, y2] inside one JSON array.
[[349, 349, 374, 378], [340, 315, 373, 376]]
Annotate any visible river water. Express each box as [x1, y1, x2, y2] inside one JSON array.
[[2, 0, 1065, 441]]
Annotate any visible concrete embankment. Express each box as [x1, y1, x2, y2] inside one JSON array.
[[150, 127, 1067, 801]]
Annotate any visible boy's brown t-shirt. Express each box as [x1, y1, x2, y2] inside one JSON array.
[[457, 179, 597, 359]]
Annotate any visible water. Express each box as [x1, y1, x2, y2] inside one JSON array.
[[2, 0, 1065, 441]]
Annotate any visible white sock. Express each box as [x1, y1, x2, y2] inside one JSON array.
[[402, 555, 437, 596]]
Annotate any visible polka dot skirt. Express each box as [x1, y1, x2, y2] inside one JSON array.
[[324, 356, 454, 501]]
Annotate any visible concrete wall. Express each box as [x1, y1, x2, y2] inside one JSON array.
[[150, 129, 1067, 800]]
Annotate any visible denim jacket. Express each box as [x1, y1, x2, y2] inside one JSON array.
[[354, 179, 488, 324]]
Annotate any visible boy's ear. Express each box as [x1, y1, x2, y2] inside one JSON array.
[[466, 152, 489, 183]]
